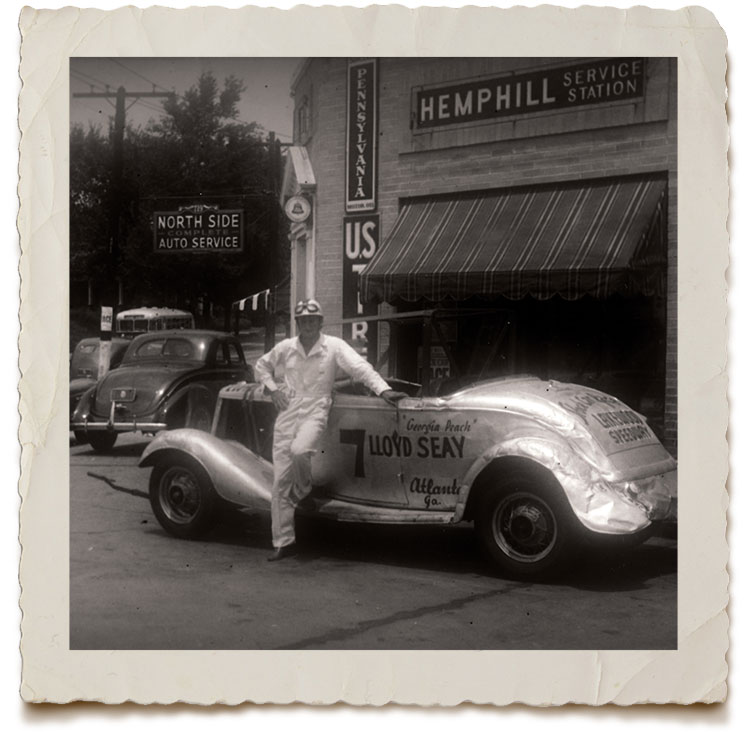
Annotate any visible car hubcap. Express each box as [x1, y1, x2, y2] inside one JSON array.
[[159, 468, 201, 524], [492, 492, 557, 563]]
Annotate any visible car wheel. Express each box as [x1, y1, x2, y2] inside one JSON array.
[[149, 458, 217, 539], [87, 431, 118, 453], [73, 430, 89, 445], [475, 468, 579, 578]]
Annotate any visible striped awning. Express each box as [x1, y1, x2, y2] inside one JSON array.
[[235, 289, 270, 313], [360, 177, 667, 303]]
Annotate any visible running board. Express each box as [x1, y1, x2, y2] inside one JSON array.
[[297, 497, 455, 525]]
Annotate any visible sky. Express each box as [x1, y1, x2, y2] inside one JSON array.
[[70, 57, 300, 141]]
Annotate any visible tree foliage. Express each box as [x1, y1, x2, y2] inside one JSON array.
[[70, 124, 112, 279], [70, 71, 288, 324]]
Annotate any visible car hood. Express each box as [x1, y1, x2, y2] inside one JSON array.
[[93, 362, 197, 416], [444, 376, 676, 479]]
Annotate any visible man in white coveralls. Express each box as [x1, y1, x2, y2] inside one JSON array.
[[254, 299, 408, 561]]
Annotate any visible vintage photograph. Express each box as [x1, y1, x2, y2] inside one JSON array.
[[68, 56, 678, 651]]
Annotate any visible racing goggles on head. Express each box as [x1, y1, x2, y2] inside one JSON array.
[[294, 299, 323, 318]]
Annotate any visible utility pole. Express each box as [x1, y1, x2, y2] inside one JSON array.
[[73, 86, 173, 306], [265, 131, 282, 352], [73, 85, 172, 378]]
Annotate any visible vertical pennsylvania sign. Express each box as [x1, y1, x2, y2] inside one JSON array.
[[346, 59, 378, 213]]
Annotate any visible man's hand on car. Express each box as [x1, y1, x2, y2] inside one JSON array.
[[381, 389, 409, 406], [270, 390, 290, 411]]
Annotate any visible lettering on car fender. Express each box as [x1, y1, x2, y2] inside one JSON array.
[[557, 391, 620, 423], [415, 435, 465, 459], [404, 417, 474, 434], [338, 429, 467, 479], [409, 476, 460, 509]]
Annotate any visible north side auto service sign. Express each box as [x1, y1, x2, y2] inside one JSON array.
[[153, 208, 244, 253]]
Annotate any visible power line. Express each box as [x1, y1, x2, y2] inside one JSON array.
[[73, 100, 109, 118], [72, 86, 175, 282], [71, 80, 108, 98], [72, 83, 165, 120], [107, 58, 173, 94], [133, 97, 167, 115], [70, 73, 98, 89], [72, 72, 171, 122], [72, 64, 171, 107], [141, 191, 273, 201], [71, 68, 111, 91], [73, 64, 292, 140], [71, 71, 105, 88]]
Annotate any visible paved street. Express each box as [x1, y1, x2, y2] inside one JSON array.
[[70, 434, 677, 650]]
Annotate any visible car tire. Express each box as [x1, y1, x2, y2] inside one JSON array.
[[475, 467, 579, 579], [73, 430, 89, 445], [87, 431, 118, 453], [149, 458, 218, 539]]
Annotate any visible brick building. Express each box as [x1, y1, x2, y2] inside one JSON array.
[[281, 58, 676, 454]]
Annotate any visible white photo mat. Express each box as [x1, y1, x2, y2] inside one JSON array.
[[18, 4, 728, 705]]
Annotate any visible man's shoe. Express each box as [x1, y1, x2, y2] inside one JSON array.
[[267, 543, 298, 562]]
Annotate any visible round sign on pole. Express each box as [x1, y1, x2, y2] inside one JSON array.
[[284, 195, 312, 223]]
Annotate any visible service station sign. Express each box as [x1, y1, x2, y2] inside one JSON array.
[[153, 206, 244, 253], [415, 58, 645, 130]]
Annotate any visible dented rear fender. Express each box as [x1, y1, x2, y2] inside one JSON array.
[[459, 431, 668, 535]]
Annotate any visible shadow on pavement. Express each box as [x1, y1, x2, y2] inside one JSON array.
[[70, 436, 152, 458], [141, 509, 274, 552], [196, 510, 676, 590], [544, 540, 677, 591]]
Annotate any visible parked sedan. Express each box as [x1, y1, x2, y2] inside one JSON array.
[[139, 372, 676, 578], [71, 330, 253, 453], [70, 336, 130, 422]]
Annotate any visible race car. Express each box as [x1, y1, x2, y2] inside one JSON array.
[[138, 312, 676, 578]]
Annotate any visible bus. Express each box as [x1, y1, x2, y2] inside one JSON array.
[[116, 307, 195, 337]]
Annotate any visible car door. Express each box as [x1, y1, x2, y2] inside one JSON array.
[[397, 397, 476, 511], [311, 392, 408, 506]]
